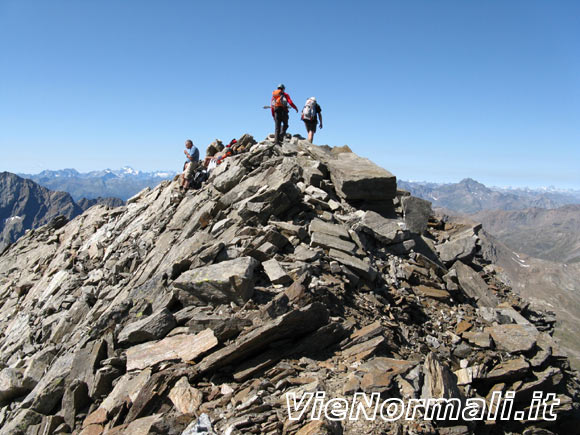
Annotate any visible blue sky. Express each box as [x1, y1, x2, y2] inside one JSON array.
[[1, 1, 579, 188]]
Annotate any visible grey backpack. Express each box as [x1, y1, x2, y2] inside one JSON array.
[[302, 98, 317, 121]]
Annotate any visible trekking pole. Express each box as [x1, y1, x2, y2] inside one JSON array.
[[262, 106, 271, 109]]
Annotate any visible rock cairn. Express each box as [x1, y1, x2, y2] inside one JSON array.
[[0, 135, 578, 434]]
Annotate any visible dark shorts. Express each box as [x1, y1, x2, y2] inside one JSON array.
[[304, 119, 317, 133]]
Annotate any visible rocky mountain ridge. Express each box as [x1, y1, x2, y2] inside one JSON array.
[[0, 173, 123, 254], [0, 136, 578, 434]]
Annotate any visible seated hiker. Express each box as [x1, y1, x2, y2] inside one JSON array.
[[301, 97, 323, 143], [180, 139, 200, 190]]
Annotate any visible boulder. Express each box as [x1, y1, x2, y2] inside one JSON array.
[[485, 324, 539, 353], [324, 151, 397, 201], [211, 162, 247, 194], [118, 308, 176, 346], [0, 368, 29, 404], [168, 376, 203, 415], [173, 257, 259, 305]]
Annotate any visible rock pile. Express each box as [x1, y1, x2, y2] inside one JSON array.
[[0, 135, 578, 434]]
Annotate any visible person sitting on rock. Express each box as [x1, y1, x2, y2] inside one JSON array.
[[180, 139, 200, 190], [271, 84, 298, 145]]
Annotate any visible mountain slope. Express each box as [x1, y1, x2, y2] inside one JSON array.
[[477, 228, 580, 370], [0, 172, 83, 252], [0, 173, 123, 253], [0, 137, 578, 434], [473, 205, 580, 264]]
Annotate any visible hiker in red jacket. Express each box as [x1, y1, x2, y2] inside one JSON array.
[[271, 84, 298, 145]]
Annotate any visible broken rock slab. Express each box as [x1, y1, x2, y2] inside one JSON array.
[[358, 211, 409, 245], [173, 257, 259, 305], [422, 352, 462, 400], [262, 259, 291, 285], [126, 329, 218, 371], [452, 261, 499, 308], [328, 249, 377, 281], [168, 376, 203, 415], [0, 368, 29, 404], [197, 303, 329, 374], [436, 228, 479, 264]]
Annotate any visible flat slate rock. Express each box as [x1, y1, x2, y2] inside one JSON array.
[[485, 324, 539, 353], [486, 357, 530, 381], [126, 329, 218, 371], [310, 231, 356, 253], [308, 219, 350, 240], [413, 285, 451, 301]]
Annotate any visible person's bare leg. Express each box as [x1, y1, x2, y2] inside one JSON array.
[[308, 130, 314, 143]]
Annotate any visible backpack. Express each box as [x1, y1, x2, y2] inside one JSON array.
[[302, 98, 317, 121], [190, 168, 208, 189], [272, 89, 288, 109]]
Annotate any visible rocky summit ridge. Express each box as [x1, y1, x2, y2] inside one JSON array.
[[0, 135, 578, 434]]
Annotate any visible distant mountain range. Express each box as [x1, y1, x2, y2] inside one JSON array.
[[18, 167, 177, 201], [0, 172, 122, 252], [399, 178, 580, 214], [400, 178, 580, 265]]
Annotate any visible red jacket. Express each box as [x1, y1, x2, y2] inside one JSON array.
[[271, 91, 298, 117]]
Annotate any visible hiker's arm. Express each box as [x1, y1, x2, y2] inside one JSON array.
[[286, 94, 299, 112], [318, 113, 323, 128]]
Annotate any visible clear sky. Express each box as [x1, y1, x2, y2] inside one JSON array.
[[1, 1, 579, 188]]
